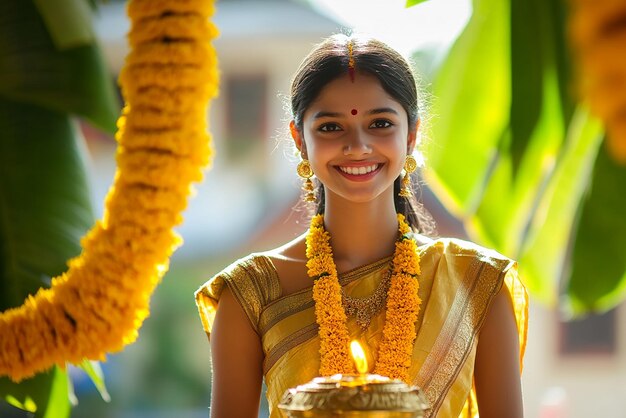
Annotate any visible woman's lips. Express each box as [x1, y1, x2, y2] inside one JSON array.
[[335, 163, 383, 181]]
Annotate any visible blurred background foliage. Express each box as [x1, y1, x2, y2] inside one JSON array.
[[420, 0, 626, 314], [1, 0, 625, 416]]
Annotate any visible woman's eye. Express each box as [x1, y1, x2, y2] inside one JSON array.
[[319, 123, 342, 132], [370, 119, 393, 129]]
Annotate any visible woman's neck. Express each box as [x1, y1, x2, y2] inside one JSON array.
[[322, 190, 399, 272]]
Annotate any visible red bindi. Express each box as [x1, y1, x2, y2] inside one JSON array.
[[351, 109, 358, 115]]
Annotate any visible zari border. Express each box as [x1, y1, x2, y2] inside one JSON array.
[[414, 257, 509, 417], [258, 256, 392, 335], [260, 256, 392, 373], [263, 322, 318, 374]]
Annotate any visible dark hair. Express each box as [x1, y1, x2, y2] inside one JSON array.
[[290, 34, 436, 236]]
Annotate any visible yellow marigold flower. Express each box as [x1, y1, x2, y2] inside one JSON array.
[[569, 0, 624, 49], [121, 86, 211, 114], [127, 0, 216, 21], [607, 118, 626, 164], [104, 207, 183, 231], [127, 41, 215, 67], [104, 184, 189, 214], [120, 105, 207, 130], [569, 0, 626, 165], [128, 15, 218, 46], [119, 65, 217, 96], [116, 127, 212, 164], [116, 149, 204, 188]]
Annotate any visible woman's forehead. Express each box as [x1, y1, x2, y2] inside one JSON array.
[[305, 73, 404, 116]]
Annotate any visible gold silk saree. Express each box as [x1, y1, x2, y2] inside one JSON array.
[[195, 238, 528, 418]]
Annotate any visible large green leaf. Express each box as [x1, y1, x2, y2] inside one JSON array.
[[519, 109, 603, 304], [509, 0, 544, 174], [42, 366, 71, 418], [420, 0, 626, 313], [470, 0, 569, 253], [0, 0, 119, 133], [473, 60, 566, 255], [0, 98, 93, 311], [546, 0, 574, 123], [0, 98, 92, 416], [34, 0, 94, 50], [566, 144, 626, 313], [424, 0, 510, 217]]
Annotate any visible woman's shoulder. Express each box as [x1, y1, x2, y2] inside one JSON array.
[[212, 252, 278, 280], [418, 235, 514, 260], [415, 235, 516, 276], [257, 233, 313, 296], [195, 252, 284, 335], [204, 233, 309, 297], [198, 252, 282, 306]]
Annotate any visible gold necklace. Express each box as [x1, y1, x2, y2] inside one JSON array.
[[341, 264, 392, 330]]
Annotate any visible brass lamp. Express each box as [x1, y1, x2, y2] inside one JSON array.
[[278, 341, 429, 417]]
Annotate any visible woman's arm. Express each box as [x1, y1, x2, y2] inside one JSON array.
[[474, 285, 524, 418], [210, 287, 264, 418]]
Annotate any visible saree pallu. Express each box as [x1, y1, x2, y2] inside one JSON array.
[[195, 238, 528, 418]]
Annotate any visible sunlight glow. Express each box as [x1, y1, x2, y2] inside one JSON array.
[[310, 0, 472, 56]]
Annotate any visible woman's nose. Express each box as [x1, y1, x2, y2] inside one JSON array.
[[343, 129, 372, 156]]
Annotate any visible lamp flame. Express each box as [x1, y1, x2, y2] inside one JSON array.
[[350, 340, 368, 374]]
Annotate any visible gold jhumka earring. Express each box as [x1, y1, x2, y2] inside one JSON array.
[[297, 159, 316, 202], [399, 155, 418, 198]]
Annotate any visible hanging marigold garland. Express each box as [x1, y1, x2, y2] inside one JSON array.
[[569, 0, 626, 164], [0, 0, 219, 382]]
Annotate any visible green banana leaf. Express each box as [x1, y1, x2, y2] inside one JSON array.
[[0, 0, 119, 133], [418, 0, 626, 311], [474, 47, 566, 256], [468, 0, 568, 257], [424, 0, 510, 220], [519, 109, 603, 304], [0, 98, 93, 311], [0, 99, 91, 415], [510, 0, 545, 175], [567, 144, 626, 313], [0, 366, 70, 417], [34, 0, 95, 50]]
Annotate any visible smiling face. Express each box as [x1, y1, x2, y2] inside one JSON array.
[[293, 73, 417, 206]]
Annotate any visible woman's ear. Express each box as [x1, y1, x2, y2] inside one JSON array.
[[407, 118, 421, 154], [290, 120, 307, 158]]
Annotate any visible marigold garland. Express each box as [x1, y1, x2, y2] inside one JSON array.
[[569, 0, 626, 164], [0, 0, 219, 382], [306, 214, 422, 382]]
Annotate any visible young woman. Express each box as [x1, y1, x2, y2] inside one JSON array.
[[195, 34, 528, 418]]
